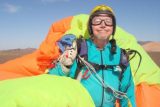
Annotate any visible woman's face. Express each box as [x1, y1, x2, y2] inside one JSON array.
[[91, 14, 113, 40]]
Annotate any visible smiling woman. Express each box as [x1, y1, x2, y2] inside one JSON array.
[[92, 14, 113, 39], [48, 5, 137, 107], [91, 14, 113, 49]]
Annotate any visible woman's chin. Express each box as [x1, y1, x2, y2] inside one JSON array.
[[97, 36, 109, 40]]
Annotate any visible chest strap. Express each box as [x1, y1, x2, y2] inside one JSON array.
[[89, 61, 125, 72]]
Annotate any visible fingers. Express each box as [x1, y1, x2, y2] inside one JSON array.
[[59, 40, 78, 73]]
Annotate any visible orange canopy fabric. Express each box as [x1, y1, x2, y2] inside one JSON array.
[[136, 83, 160, 107], [0, 51, 41, 80], [37, 16, 73, 71]]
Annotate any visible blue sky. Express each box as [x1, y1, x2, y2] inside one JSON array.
[[0, 0, 160, 50]]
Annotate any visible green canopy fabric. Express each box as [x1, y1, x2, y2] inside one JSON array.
[[0, 74, 95, 107]]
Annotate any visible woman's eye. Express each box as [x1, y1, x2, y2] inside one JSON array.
[[93, 18, 101, 24]]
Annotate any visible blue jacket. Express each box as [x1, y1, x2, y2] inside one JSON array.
[[49, 39, 136, 107]]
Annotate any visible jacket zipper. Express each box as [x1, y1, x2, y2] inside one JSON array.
[[100, 50, 104, 107]]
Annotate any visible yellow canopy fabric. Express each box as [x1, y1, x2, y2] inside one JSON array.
[[0, 74, 95, 107]]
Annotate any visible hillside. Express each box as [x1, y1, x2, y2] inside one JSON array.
[[141, 41, 160, 67], [142, 42, 160, 52], [0, 42, 159, 67], [0, 48, 36, 64]]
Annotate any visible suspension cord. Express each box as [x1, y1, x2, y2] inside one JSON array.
[[126, 49, 142, 76]]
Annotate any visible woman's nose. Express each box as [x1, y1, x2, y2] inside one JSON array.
[[100, 20, 106, 27]]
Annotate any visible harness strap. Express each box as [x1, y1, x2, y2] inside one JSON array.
[[74, 37, 88, 79], [76, 36, 88, 60], [89, 62, 115, 71]]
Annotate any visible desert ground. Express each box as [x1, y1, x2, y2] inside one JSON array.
[[0, 42, 160, 67]]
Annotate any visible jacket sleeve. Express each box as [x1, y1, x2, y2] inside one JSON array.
[[119, 65, 137, 107], [48, 61, 77, 78], [48, 62, 68, 76]]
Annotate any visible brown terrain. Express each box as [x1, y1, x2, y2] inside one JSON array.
[[139, 41, 160, 67], [0, 48, 36, 64], [0, 42, 160, 67]]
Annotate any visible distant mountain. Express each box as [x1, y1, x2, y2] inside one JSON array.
[[138, 41, 151, 45], [0, 48, 36, 64], [0, 48, 36, 53], [138, 41, 160, 66], [141, 42, 160, 52], [147, 51, 160, 67], [0, 42, 159, 66]]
